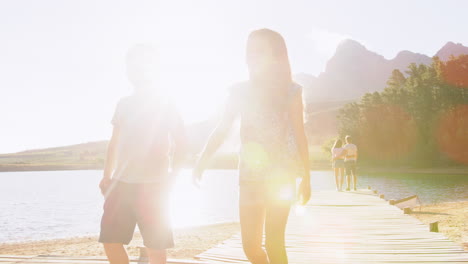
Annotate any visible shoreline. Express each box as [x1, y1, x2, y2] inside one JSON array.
[[1, 203, 466, 258], [0, 222, 240, 259], [410, 201, 468, 251], [1, 166, 466, 175]]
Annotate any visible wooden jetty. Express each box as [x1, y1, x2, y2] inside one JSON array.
[[196, 189, 468, 263], [1, 189, 467, 263], [0, 255, 204, 264]]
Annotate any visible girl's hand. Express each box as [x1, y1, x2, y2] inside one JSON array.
[[298, 178, 311, 205], [192, 166, 204, 188]]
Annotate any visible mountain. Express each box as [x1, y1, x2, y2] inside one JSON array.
[[295, 39, 467, 142], [298, 39, 433, 102], [435, 41, 468, 61]]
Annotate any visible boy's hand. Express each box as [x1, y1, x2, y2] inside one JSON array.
[[99, 177, 112, 196]]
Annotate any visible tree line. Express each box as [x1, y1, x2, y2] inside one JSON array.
[[336, 55, 468, 167]]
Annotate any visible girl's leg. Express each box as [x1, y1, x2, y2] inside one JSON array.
[[240, 202, 269, 264], [264, 201, 291, 264], [334, 168, 339, 190], [339, 168, 345, 191]]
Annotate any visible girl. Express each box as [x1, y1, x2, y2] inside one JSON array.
[[331, 139, 345, 191], [192, 29, 311, 264]]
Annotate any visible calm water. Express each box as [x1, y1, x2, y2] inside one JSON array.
[[0, 169, 466, 243]]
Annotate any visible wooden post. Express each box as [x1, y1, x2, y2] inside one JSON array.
[[430, 221, 439, 232], [379, 194, 385, 199], [389, 199, 396, 205], [403, 207, 412, 214]]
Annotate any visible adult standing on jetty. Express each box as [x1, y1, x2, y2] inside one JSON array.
[[98, 45, 186, 264], [343, 135, 358, 191], [193, 28, 311, 264], [331, 139, 345, 191]]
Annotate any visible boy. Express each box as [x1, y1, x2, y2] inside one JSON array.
[[98, 44, 186, 264], [343, 135, 358, 191]]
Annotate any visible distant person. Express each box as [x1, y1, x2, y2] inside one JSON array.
[[343, 135, 358, 191], [98, 44, 186, 264], [192, 29, 311, 264], [331, 139, 345, 191]]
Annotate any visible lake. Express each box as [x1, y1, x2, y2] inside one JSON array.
[[0, 169, 466, 243]]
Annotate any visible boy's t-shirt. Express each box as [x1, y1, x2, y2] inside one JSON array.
[[343, 143, 358, 162], [111, 94, 184, 183]]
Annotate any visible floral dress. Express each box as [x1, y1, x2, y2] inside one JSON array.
[[227, 82, 304, 203]]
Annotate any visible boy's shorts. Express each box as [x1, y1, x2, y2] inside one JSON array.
[[98, 181, 174, 249], [345, 160, 357, 175]]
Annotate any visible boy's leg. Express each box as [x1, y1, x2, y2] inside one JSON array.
[[99, 182, 137, 264], [103, 243, 129, 264], [345, 162, 351, 190], [146, 248, 167, 264], [352, 164, 357, 190], [137, 184, 174, 264]]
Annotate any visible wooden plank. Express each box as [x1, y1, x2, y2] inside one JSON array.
[[196, 189, 468, 263], [0, 255, 206, 264]]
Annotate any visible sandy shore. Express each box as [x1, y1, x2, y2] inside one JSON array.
[[411, 201, 468, 250], [0, 222, 240, 260]]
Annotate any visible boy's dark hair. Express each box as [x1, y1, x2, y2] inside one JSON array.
[[345, 135, 352, 143]]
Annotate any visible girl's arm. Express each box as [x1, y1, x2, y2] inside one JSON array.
[[289, 88, 311, 204], [290, 90, 310, 182]]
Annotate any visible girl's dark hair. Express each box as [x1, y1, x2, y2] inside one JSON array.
[[332, 139, 343, 149], [246, 29, 292, 107]]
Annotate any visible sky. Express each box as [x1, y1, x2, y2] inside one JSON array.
[[1, 0, 467, 153]]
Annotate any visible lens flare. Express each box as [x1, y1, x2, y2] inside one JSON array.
[[294, 205, 306, 216], [278, 185, 295, 201], [242, 142, 270, 170]]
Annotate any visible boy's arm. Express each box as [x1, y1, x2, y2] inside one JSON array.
[[337, 149, 347, 159], [99, 126, 120, 196], [170, 110, 187, 175]]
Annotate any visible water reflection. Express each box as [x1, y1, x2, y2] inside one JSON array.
[[0, 169, 466, 243]]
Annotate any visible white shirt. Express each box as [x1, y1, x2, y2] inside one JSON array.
[[111, 94, 184, 183], [343, 143, 358, 161]]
